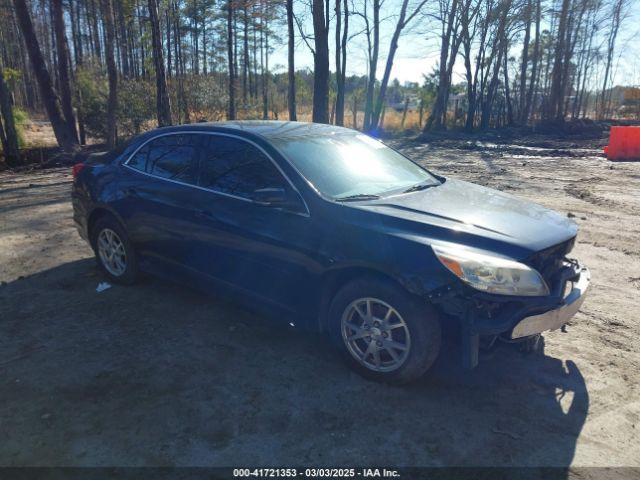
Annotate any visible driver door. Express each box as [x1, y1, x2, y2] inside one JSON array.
[[187, 134, 317, 312]]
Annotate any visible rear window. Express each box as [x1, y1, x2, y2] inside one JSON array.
[[126, 134, 199, 185]]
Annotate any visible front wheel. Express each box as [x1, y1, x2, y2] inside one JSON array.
[[328, 277, 441, 384]]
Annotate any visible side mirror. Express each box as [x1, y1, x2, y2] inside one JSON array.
[[252, 187, 289, 206]]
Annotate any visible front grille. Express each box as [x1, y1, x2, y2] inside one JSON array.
[[525, 237, 576, 285]]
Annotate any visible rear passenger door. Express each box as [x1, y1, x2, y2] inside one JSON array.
[[119, 134, 204, 272], [187, 134, 314, 311]]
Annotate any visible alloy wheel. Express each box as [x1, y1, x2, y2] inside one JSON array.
[[341, 297, 411, 372], [97, 228, 127, 277]]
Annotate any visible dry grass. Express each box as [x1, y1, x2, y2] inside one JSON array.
[[16, 108, 426, 152], [236, 107, 425, 133], [18, 122, 59, 149]]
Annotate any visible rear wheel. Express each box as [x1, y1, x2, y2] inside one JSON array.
[[91, 216, 138, 285], [328, 277, 441, 384]]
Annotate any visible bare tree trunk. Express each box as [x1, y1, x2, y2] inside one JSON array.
[[370, 0, 425, 130], [49, 3, 58, 76], [334, 0, 342, 125], [69, 0, 86, 144], [570, 24, 588, 119], [118, 1, 131, 78], [148, 0, 172, 126], [286, 0, 297, 120], [262, 1, 269, 120], [363, 0, 380, 130], [598, 0, 623, 119], [193, 6, 200, 75], [518, 0, 531, 123], [424, 0, 460, 131], [462, 22, 475, 131], [334, 0, 348, 125], [102, 0, 118, 148], [462, 0, 488, 132], [227, 0, 236, 119], [252, 15, 258, 100], [138, 2, 147, 78], [202, 12, 208, 76], [339, 0, 348, 123], [69, 0, 83, 65], [400, 97, 409, 127], [575, 17, 595, 119], [479, 1, 510, 129], [0, 115, 7, 159], [51, 0, 78, 142], [12, 0, 78, 152], [524, 0, 540, 123], [172, 0, 189, 123], [312, 0, 329, 123], [0, 66, 20, 165], [330, 99, 335, 124], [165, 9, 172, 78], [352, 93, 358, 129], [559, 0, 580, 120], [546, 0, 570, 121], [233, 8, 238, 86], [243, 3, 250, 105], [260, 7, 264, 112], [503, 47, 514, 125], [8, 7, 37, 110], [90, 0, 102, 61]]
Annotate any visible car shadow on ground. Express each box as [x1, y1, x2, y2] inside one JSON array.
[[0, 258, 588, 470]]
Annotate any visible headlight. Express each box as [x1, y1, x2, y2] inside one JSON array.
[[433, 245, 549, 296]]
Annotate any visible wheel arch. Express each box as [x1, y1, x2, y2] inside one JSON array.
[[316, 265, 425, 333], [87, 207, 127, 249]]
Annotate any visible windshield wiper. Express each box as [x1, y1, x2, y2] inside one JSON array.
[[402, 182, 436, 194], [335, 193, 381, 202]]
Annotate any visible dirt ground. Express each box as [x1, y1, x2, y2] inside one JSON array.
[[1, 132, 639, 473]]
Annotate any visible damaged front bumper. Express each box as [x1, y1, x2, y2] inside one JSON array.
[[450, 260, 590, 368], [510, 265, 590, 339]]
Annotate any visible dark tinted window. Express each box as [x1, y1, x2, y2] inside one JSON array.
[[127, 134, 199, 185], [126, 144, 148, 171], [199, 136, 286, 199]]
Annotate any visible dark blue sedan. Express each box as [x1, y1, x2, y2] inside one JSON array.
[[72, 121, 590, 383]]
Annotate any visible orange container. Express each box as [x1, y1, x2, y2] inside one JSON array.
[[604, 126, 640, 161]]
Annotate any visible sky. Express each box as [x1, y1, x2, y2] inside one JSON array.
[[269, 0, 640, 88]]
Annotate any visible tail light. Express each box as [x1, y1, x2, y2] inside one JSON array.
[[72, 163, 85, 179]]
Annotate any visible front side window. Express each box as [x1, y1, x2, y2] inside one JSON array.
[[199, 136, 286, 199], [271, 133, 440, 199], [127, 134, 199, 185]]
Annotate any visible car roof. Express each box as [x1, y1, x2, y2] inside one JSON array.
[[153, 121, 356, 140]]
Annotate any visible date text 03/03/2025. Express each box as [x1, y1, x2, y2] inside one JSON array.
[[232, 468, 401, 478]]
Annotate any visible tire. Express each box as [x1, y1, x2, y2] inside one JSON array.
[[91, 215, 138, 285], [327, 276, 441, 384]]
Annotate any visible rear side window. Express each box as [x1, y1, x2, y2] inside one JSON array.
[[199, 136, 286, 199], [127, 134, 199, 185]]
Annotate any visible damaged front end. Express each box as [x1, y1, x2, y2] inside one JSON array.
[[430, 238, 590, 368]]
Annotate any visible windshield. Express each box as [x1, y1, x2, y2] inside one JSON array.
[[271, 133, 440, 200]]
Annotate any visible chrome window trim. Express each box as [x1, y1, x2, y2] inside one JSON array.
[[122, 130, 310, 217]]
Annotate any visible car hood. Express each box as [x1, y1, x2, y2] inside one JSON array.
[[352, 178, 577, 256]]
